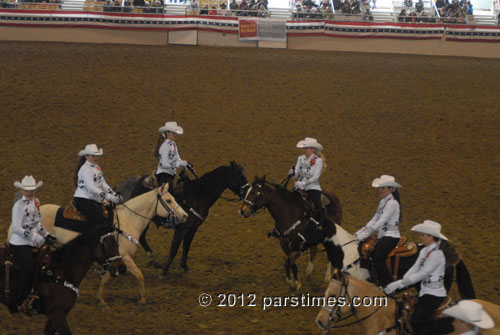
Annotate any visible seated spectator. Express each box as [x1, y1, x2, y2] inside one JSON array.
[[435, 0, 444, 8], [362, 8, 374, 20], [123, 0, 132, 11], [341, 0, 351, 13], [238, 0, 248, 15], [258, 4, 269, 16], [466, 1, 472, 14], [332, 0, 341, 10], [415, 0, 423, 12], [404, 0, 412, 11], [200, 3, 209, 14], [133, 0, 145, 7], [229, 0, 238, 12], [188, 0, 199, 10], [361, 0, 370, 13], [398, 8, 406, 21], [351, 0, 360, 14], [103, 0, 113, 11]]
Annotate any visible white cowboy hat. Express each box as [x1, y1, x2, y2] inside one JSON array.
[[443, 300, 494, 329], [14, 175, 43, 191], [371, 175, 402, 188], [411, 220, 448, 240], [296, 137, 323, 150], [159, 121, 184, 135], [78, 144, 104, 156]]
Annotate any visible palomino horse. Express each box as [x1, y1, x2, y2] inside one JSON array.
[[315, 272, 398, 334], [240, 176, 344, 290], [116, 161, 249, 278], [474, 300, 500, 335], [324, 223, 476, 300], [1, 224, 126, 335], [18, 184, 188, 306]]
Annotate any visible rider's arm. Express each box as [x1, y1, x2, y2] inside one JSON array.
[[365, 200, 399, 234], [402, 251, 444, 287], [80, 166, 106, 200]]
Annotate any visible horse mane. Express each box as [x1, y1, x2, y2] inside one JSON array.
[[183, 165, 232, 195], [50, 229, 100, 267], [253, 177, 305, 207]]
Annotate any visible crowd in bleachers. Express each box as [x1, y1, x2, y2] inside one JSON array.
[[292, 0, 334, 18], [187, 0, 270, 16], [397, 0, 473, 23]]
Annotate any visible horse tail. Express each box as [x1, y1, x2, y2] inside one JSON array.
[[455, 260, 476, 299], [325, 192, 342, 226]]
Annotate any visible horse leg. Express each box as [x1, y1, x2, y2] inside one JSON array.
[[43, 320, 55, 335], [323, 240, 344, 276], [180, 224, 200, 273], [97, 271, 112, 308], [46, 311, 72, 335], [290, 251, 302, 290], [139, 223, 158, 267], [325, 262, 332, 283], [160, 228, 185, 280], [306, 245, 317, 279], [122, 255, 147, 304]]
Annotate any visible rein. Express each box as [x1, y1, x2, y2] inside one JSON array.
[[322, 275, 385, 329], [119, 189, 179, 224]]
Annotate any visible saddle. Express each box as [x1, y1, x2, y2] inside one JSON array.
[[295, 190, 331, 217], [361, 235, 418, 280], [54, 202, 110, 234], [397, 290, 452, 335]]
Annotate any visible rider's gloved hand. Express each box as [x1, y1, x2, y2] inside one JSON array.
[[105, 193, 121, 204], [294, 181, 306, 189], [186, 162, 195, 171], [288, 169, 295, 176]]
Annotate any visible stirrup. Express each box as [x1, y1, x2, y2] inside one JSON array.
[[18, 294, 39, 316]]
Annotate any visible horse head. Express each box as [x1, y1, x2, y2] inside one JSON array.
[[156, 183, 188, 224], [227, 161, 249, 200], [94, 225, 127, 277], [239, 176, 269, 218]]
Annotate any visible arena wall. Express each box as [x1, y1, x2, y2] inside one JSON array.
[[1, 12, 499, 58]]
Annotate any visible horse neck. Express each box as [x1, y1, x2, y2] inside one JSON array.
[[343, 276, 396, 333], [350, 277, 396, 334], [332, 225, 360, 266], [262, 185, 305, 229], [59, 236, 98, 287], [116, 189, 156, 235], [187, 166, 232, 211]]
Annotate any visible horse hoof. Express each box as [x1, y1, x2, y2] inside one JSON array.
[[295, 282, 302, 291]]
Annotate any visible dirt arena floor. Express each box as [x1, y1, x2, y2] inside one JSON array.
[[0, 41, 499, 335]]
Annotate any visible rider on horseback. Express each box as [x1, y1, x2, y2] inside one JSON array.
[[155, 121, 193, 189], [73, 144, 122, 227], [288, 137, 328, 228], [9, 176, 56, 313], [384, 220, 453, 335], [354, 174, 402, 286]]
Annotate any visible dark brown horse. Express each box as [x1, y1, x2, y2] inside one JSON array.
[[240, 176, 344, 290], [0, 225, 126, 335]]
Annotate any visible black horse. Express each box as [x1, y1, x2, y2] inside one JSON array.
[[116, 161, 248, 278], [1, 225, 126, 335]]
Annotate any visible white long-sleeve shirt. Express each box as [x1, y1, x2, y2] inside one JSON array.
[[74, 160, 114, 202], [9, 196, 48, 247], [293, 154, 323, 191], [156, 139, 187, 176], [355, 194, 400, 239], [401, 242, 447, 297]]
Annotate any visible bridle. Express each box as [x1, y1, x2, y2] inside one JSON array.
[[120, 188, 182, 224], [98, 231, 123, 269], [242, 183, 269, 216], [320, 274, 385, 329]]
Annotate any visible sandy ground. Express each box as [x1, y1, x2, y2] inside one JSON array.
[[0, 41, 499, 335]]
